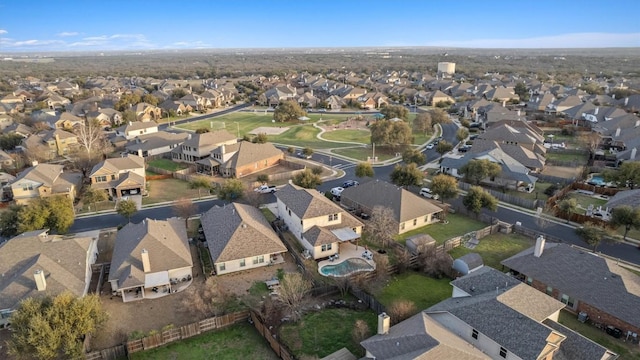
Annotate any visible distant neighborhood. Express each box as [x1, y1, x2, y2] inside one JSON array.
[[1, 58, 640, 360]]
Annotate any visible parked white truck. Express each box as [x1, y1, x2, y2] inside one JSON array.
[[254, 185, 277, 194]]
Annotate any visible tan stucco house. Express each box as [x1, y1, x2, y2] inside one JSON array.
[[89, 154, 146, 199], [9, 163, 82, 205]]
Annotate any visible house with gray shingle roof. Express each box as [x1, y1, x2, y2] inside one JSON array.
[[605, 189, 640, 209], [207, 141, 284, 178], [171, 130, 237, 163], [200, 202, 287, 275], [502, 241, 640, 338], [275, 184, 364, 260], [340, 180, 443, 235], [420, 266, 618, 360], [125, 131, 189, 158], [108, 218, 193, 302], [0, 229, 98, 328], [115, 120, 159, 140]]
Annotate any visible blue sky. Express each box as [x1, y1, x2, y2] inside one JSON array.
[[1, 0, 639, 52]]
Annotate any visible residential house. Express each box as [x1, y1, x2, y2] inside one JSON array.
[[125, 131, 189, 158], [297, 91, 320, 108], [172, 130, 237, 163], [592, 113, 640, 161], [159, 99, 192, 116], [422, 266, 617, 360], [548, 95, 584, 114], [108, 218, 193, 302], [53, 112, 84, 130], [325, 95, 346, 110], [0, 230, 99, 329], [0, 114, 13, 130], [89, 154, 146, 199], [340, 180, 443, 235], [202, 141, 284, 178], [429, 90, 455, 106], [132, 102, 162, 121], [200, 202, 287, 275], [477, 103, 521, 125], [527, 93, 556, 112], [86, 108, 122, 127], [43, 93, 71, 110], [605, 189, 640, 209], [502, 238, 640, 337], [259, 85, 297, 107], [115, 120, 159, 140], [0, 172, 16, 201], [483, 87, 519, 102], [41, 129, 79, 156], [274, 184, 364, 260], [4, 122, 34, 138], [201, 89, 226, 108], [441, 148, 538, 192], [10, 163, 82, 205]]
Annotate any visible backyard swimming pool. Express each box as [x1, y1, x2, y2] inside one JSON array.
[[319, 258, 375, 277], [588, 175, 606, 186]]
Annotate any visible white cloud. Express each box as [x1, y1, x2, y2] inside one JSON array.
[[0, 29, 7, 35], [57, 31, 79, 37], [12, 39, 64, 47], [426, 32, 640, 48], [170, 40, 211, 48]]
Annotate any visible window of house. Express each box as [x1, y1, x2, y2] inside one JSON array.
[[499, 347, 507, 358], [328, 213, 338, 221], [321, 244, 332, 252], [526, 277, 533, 285], [413, 219, 417, 226], [96, 175, 107, 183], [111, 175, 116, 180], [561, 294, 575, 307], [546, 286, 553, 295], [400, 223, 405, 230], [472, 329, 478, 340], [219, 263, 226, 271], [424, 216, 429, 222], [239, 259, 245, 267], [258, 255, 264, 263], [288, 209, 291, 216]]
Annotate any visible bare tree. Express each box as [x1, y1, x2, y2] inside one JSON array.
[[333, 276, 351, 298], [277, 273, 311, 322], [180, 277, 228, 318], [387, 300, 417, 325], [365, 206, 397, 248], [352, 319, 371, 344], [172, 198, 197, 227], [420, 246, 453, 279], [74, 119, 111, 158], [241, 186, 263, 208], [374, 253, 390, 283], [394, 248, 413, 274]]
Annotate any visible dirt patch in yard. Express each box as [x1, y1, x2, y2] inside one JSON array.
[[215, 253, 298, 297], [540, 165, 583, 180]]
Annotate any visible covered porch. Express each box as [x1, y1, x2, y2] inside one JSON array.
[[196, 157, 221, 176], [117, 272, 193, 302]]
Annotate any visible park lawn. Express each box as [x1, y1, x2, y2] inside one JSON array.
[[558, 310, 640, 360], [148, 158, 189, 172], [396, 213, 487, 245], [331, 146, 398, 162], [129, 322, 278, 360], [279, 308, 377, 358], [143, 178, 204, 205], [269, 125, 353, 149], [448, 233, 533, 269], [567, 192, 608, 214], [321, 129, 371, 144], [376, 272, 452, 311], [176, 112, 283, 134]]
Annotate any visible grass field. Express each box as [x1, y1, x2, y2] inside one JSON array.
[[129, 322, 278, 360], [279, 308, 377, 358], [147, 158, 189, 172], [558, 310, 640, 359], [142, 178, 204, 205], [567, 192, 608, 214], [267, 125, 350, 149], [321, 129, 371, 144], [448, 233, 533, 269], [546, 152, 589, 164], [396, 213, 487, 245], [376, 272, 452, 311], [331, 146, 396, 162]]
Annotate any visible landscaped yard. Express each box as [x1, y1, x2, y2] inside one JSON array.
[[148, 158, 189, 172], [558, 310, 640, 360], [448, 233, 534, 269], [546, 151, 589, 165], [279, 308, 377, 358], [505, 181, 553, 202], [129, 322, 278, 360], [321, 129, 370, 144], [331, 146, 396, 162], [376, 271, 452, 311], [566, 192, 609, 214], [143, 178, 206, 205], [269, 124, 353, 149], [396, 213, 487, 245]]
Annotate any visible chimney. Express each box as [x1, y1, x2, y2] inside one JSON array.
[[32, 160, 39, 166], [632, 148, 637, 160], [502, 100, 506, 107], [141, 249, 151, 273], [377, 312, 390, 335], [220, 144, 226, 154], [534, 235, 545, 258], [129, 121, 132, 126], [34, 269, 46, 291], [625, 97, 629, 106], [594, 107, 599, 115], [615, 127, 621, 137], [517, 109, 521, 116]]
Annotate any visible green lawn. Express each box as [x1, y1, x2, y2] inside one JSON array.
[[567, 193, 608, 214], [176, 112, 283, 133], [279, 308, 377, 358], [147, 158, 189, 172], [260, 207, 277, 222], [396, 213, 487, 245], [546, 152, 589, 164], [129, 322, 278, 360], [376, 272, 452, 310], [197, 246, 213, 277], [331, 146, 396, 162], [448, 233, 534, 269], [269, 125, 353, 149], [558, 310, 640, 360], [321, 129, 371, 144]]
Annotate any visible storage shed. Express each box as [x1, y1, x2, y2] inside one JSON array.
[[452, 253, 484, 275], [406, 234, 436, 255]]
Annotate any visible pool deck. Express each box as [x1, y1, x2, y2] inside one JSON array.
[[317, 242, 376, 273]]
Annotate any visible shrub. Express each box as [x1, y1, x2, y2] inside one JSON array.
[[311, 166, 323, 175], [352, 319, 371, 344], [387, 300, 417, 325], [544, 184, 559, 196], [129, 330, 146, 340], [460, 119, 471, 128]]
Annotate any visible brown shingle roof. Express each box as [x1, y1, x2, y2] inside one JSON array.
[[200, 203, 286, 263], [222, 142, 283, 169]]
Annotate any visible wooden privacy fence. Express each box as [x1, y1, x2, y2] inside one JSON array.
[[251, 311, 295, 360], [458, 182, 540, 209], [85, 310, 249, 360]]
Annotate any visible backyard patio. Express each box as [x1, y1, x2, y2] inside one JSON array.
[[317, 242, 376, 277]]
